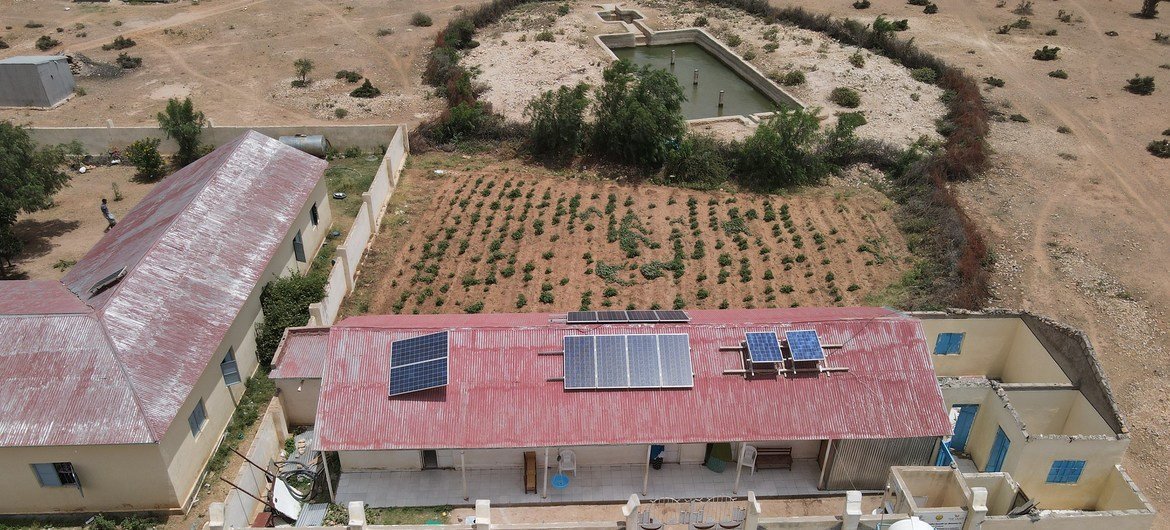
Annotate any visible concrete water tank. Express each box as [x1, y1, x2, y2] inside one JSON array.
[[278, 134, 331, 158], [889, 516, 935, 530]]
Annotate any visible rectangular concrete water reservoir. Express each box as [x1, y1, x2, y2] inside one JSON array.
[[610, 43, 782, 120]]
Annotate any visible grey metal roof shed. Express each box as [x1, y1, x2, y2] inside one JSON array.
[[0, 55, 76, 108]]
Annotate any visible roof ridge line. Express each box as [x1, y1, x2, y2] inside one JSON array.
[[94, 314, 160, 443], [82, 134, 250, 310]]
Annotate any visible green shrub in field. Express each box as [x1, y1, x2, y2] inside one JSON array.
[[336, 70, 362, 83], [1009, 114, 1029, 123], [1048, 69, 1068, 79], [1148, 139, 1170, 158], [101, 35, 136, 50], [350, 79, 381, 98], [125, 137, 165, 181], [592, 60, 686, 167], [535, 30, 555, 42], [910, 67, 938, 84], [36, 35, 60, 51], [411, 12, 433, 27], [694, 15, 709, 26], [1033, 46, 1060, 60], [726, 34, 742, 47], [872, 16, 909, 32], [736, 107, 828, 189], [557, 4, 570, 16], [923, 3, 938, 14], [1125, 75, 1156, 95], [984, 76, 1005, 88], [525, 83, 589, 158], [829, 87, 861, 108], [849, 50, 865, 68], [853, 0, 871, 8], [778, 70, 806, 86], [662, 133, 732, 189], [116, 53, 142, 69]]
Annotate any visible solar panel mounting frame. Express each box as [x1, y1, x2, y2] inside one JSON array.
[[785, 329, 826, 362], [745, 331, 785, 363], [388, 330, 451, 396]]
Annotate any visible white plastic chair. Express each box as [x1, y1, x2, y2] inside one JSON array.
[[558, 449, 576, 476], [740, 445, 758, 476]]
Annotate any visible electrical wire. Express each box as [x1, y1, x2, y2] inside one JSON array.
[[274, 459, 328, 503]]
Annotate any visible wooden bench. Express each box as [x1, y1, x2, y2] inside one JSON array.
[[755, 447, 793, 470], [523, 451, 537, 493]]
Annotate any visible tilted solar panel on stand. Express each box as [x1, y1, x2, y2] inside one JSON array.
[[563, 335, 597, 389], [657, 334, 694, 387], [388, 331, 450, 396], [626, 310, 660, 323], [745, 331, 784, 363], [595, 335, 630, 387], [654, 310, 691, 322], [566, 311, 598, 324], [626, 334, 662, 387], [785, 330, 826, 361]]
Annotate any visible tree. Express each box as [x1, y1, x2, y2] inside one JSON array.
[[156, 97, 206, 168], [591, 59, 686, 167], [254, 271, 326, 365], [524, 83, 590, 158], [0, 121, 70, 267], [293, 58, 314, 84], [662, 133, 732, 189], [735, 107, 828, 189], [124, 137, 166, 181]]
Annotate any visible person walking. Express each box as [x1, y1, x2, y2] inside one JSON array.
[[100, 198, 117, 231]]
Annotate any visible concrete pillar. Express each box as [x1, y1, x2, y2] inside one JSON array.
[[474, 500, 491, 530], [362, 191, 377, 233], [347, 501, 365, 530], [719, 90, 726, 108], [671, 49, 676, 64], [208, 502, 225, 530], [843, 490, 862, 530], [745, 491, 762, 530], [693, 69, 699, 85], [308, 302, 326, 327], [335, 247, 354, 291], [963, 487, 988, 530], [622, 494, 641, 529]]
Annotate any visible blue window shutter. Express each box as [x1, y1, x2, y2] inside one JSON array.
[[935, 333, 965, 355], [1047, 460, 1085, 483], [32, 463, 62, 487]]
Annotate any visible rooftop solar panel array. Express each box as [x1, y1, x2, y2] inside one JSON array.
[[565, 310, 691, 324], [785, 330, 826, 361], [745, 331, 784, 363], [563, 333, 693, 389], [388, 331, 450, 396]]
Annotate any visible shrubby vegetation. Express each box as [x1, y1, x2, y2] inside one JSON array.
[[350, 79, 382, 98], [156, 97, 205, 168], [255, 271, 327, 365], [829, 87, 861, 107], [1033, 46, 1060, 60], [1125, 74, 1156, 95], [0, 122, 71, 268], [124, 138, 166, 181], [525, 83, 590, 159], [591, 60, 686, 167]]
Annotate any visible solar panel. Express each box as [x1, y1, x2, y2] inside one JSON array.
[[654, 310, 691, 322], [786, 330, 825, 362], [657, 334, 694, 387], [566, 311, 597, 324], [388, 331, 451, 396], [626, 334, 662, 387], [745, 331, 784, 363], [626, 310, 659, 322], [562, 333, 693, 389], [595, 335, 629, 387], [597, 310, 630, 322], [563, 335, 597, 389]]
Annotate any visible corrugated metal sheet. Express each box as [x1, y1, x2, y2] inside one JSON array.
[[823, 437, 937, 490], [0, 280, 90, 315], [0, 314, 153, 446], [271, 327, 331, 380], [315, 308, 951, 451], [0, 131, 326, 447]]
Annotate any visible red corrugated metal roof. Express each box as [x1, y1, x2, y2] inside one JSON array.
[[271, 327, 331, 380], [315, 308, 951, 451], [0, 280, 90, 315], [0, 131, 326, 447]]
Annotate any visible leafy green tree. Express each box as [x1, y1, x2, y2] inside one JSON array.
[[662, 133, 732, 189], [0, 121, 70, 267], [124, 137, 166, 181], [525, 83, 590, 158], [254, 271, 326, 365], [592, 60, 686, 167], [293, 58, 314, 84], [735, 107, 828, 189], [156, 97, 206, 168]]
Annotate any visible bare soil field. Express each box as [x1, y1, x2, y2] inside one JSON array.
[[465, 0, 946, 145], [0, 0, 456, 126], [344, 151, 909, 318], [5, 165, 152, 280]]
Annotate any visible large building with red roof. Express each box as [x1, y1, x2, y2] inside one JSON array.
[[0, 131, 332, 514]]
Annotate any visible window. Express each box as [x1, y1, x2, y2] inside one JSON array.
[[31, 462, 77, 487], [934, 332, 965, 355], [310, 203, 319, 226], [293, 230, 306, 263], [220, 348, 241, 386], [188, 399, 208, 436], [1047, 460, 1086, 483]]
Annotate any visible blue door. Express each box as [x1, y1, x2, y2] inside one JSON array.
[[986, 427, 1010, 472], [951, 405, 979, 451]]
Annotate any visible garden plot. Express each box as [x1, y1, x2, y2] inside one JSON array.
[[346, 153, 910, 317]]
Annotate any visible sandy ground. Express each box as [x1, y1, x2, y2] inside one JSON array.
[[0, 0, 454, 127], [447, 495, 882, 523], [5, 165, 153, 280], [465, 0, 945, 145], [346, 151, 909, 318]]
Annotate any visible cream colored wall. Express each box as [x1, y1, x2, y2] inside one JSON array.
[[1096, 466, 1152, 511], [963, 473, 1019, 515], [275, 378, 321, 426], [0, 444, 175, 514], [680, 443, 706, 464], [1000, 327, 1070, 384], [920, 318, 1016, 378], [737, 440, 821, 460], [157, 181, 332, 510], [963, 392, 1020, 471], [1004, 390, 1076, 435], [1064, 393, 1115, 436], [341, 450, 421, 471], [1011, 437, 1128, 510], [941, 386, 993, 411]]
